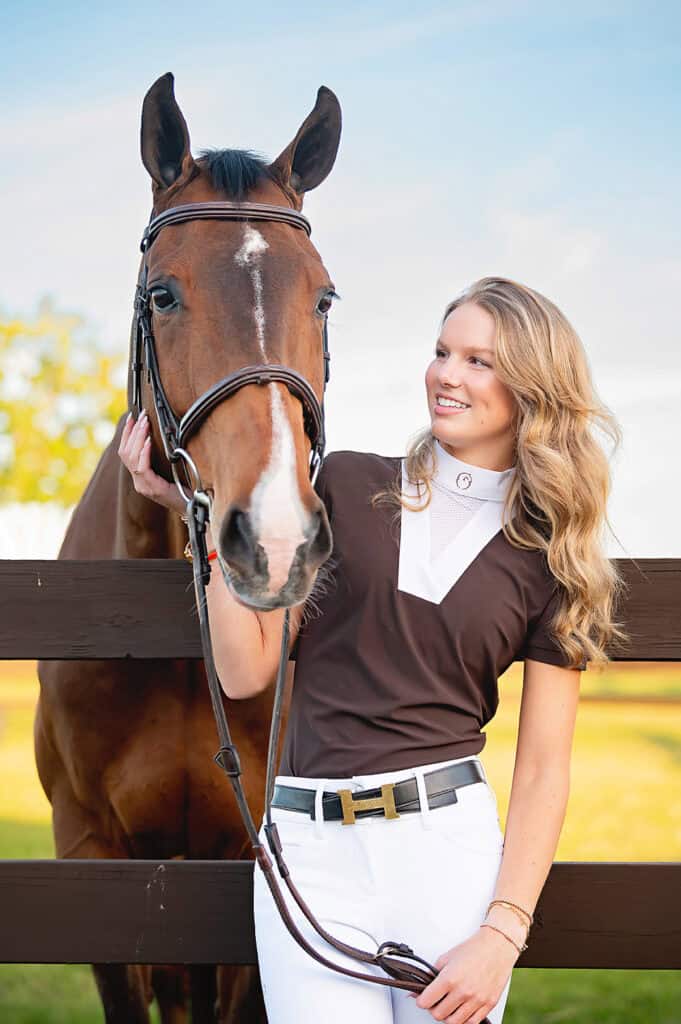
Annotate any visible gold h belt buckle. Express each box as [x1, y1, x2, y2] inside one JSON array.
[[335, 783, 400, 825]]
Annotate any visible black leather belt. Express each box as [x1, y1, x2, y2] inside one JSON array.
[[272, 759, 486, 825]]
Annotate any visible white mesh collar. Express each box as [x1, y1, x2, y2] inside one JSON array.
[[397, 443, 517, 604]]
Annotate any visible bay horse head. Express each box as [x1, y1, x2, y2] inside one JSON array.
[[130, 72, 341, 610]]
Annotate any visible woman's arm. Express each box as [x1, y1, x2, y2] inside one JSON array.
[[414, 657, 582, 1020], [484, 657, 582, 946], [204, 518, 304, 699]]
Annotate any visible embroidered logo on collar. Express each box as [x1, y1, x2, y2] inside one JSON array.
[[434, 440, 515, 502]]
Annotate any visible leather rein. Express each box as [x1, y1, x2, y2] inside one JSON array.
[[131, 199, 443, 996]]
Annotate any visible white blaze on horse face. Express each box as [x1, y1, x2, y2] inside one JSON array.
[[250, 383, 307, 592], [235, 225, 306, 591], [234, 225, 270, 359]]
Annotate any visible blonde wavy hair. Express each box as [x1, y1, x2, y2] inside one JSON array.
[[371, 275, 631, 670]]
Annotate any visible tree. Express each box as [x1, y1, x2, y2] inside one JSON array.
[[0, 298, 127, 505]]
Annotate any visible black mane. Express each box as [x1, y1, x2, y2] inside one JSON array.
[[198, 148, 275, 200]]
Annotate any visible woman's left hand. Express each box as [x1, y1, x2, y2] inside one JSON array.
[[411, 927, 518, 1022]]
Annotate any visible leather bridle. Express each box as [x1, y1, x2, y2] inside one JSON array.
[[131, 198, 454, 1001], [132, 201, 327, 495]]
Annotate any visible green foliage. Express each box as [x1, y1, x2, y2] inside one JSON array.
[[0, 298, 127, 505], [0, 965, 162, 1024]]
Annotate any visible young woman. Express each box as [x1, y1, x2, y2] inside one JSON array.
[[119, 275, 627, 1024]]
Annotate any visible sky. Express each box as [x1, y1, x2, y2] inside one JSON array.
[[1, 1, 680, 555]]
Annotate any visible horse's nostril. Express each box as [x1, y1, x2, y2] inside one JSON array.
[[309, 504, 333, 564], [223, 506, 253, 558], [221, 504, 270, 578]]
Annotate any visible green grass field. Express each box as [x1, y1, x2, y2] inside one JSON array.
[[1, 660, 679, 1022]]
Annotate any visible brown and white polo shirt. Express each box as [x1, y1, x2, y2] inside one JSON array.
[[280, 447, 584, 780]]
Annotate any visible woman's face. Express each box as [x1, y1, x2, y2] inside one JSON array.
[[424, 301, 518, 470]]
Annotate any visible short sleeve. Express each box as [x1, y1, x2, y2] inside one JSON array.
[[521, 582, 587, 671], [288, 455, 334, 662]]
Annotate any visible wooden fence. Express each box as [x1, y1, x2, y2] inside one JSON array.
[[0, 557, 680, 969]]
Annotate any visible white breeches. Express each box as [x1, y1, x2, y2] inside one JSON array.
[[253, 753, 513, 1023]]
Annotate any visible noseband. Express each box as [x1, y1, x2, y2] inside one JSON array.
[[131, 198, 453, 1004]]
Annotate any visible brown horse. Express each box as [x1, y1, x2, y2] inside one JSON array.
[[35, 72, 341, 1023]]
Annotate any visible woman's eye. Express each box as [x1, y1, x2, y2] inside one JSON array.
[[434, 350, 489, 367], [150, 288, 176, 312]]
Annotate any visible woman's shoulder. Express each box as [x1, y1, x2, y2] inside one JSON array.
[[318, 449, 402, 486], [314, 450, 401, 513], [496, 528, 562, 598]]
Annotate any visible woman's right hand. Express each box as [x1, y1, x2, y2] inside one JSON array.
[[118, 409, 186, 516]]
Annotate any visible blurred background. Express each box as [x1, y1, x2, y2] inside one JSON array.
[[1, 1, 679, 1020]]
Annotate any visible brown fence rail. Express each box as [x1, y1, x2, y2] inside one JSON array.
[[1, 557, 680, 970], [1, 558, 680, 660], [0, 860, 679, 968]]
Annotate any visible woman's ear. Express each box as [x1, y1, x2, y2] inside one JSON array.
[[269, 86, 342, 195], [140, 72, 197, 190]]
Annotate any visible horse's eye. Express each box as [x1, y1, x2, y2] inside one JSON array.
[[150, 287, 176, 312], [316, 290, 339, 316]]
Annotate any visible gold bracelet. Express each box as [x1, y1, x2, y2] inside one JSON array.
[[484, 908, 530, 947], [479, 922, 527, 954], [487, 898, 534, 928]]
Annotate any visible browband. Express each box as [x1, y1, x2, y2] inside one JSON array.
[[141, 200, 312, 252]]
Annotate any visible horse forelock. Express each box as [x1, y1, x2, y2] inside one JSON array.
[[197, 148, 275, 201]]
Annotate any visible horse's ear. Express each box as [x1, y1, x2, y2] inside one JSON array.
[[269, 86, 342, 195], [141, 72, 196, 190]]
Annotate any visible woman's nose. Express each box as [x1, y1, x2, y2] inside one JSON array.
[[438, 363, 461, 387]]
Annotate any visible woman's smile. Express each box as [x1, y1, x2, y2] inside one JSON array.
[[434, 395, 471, 415]]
